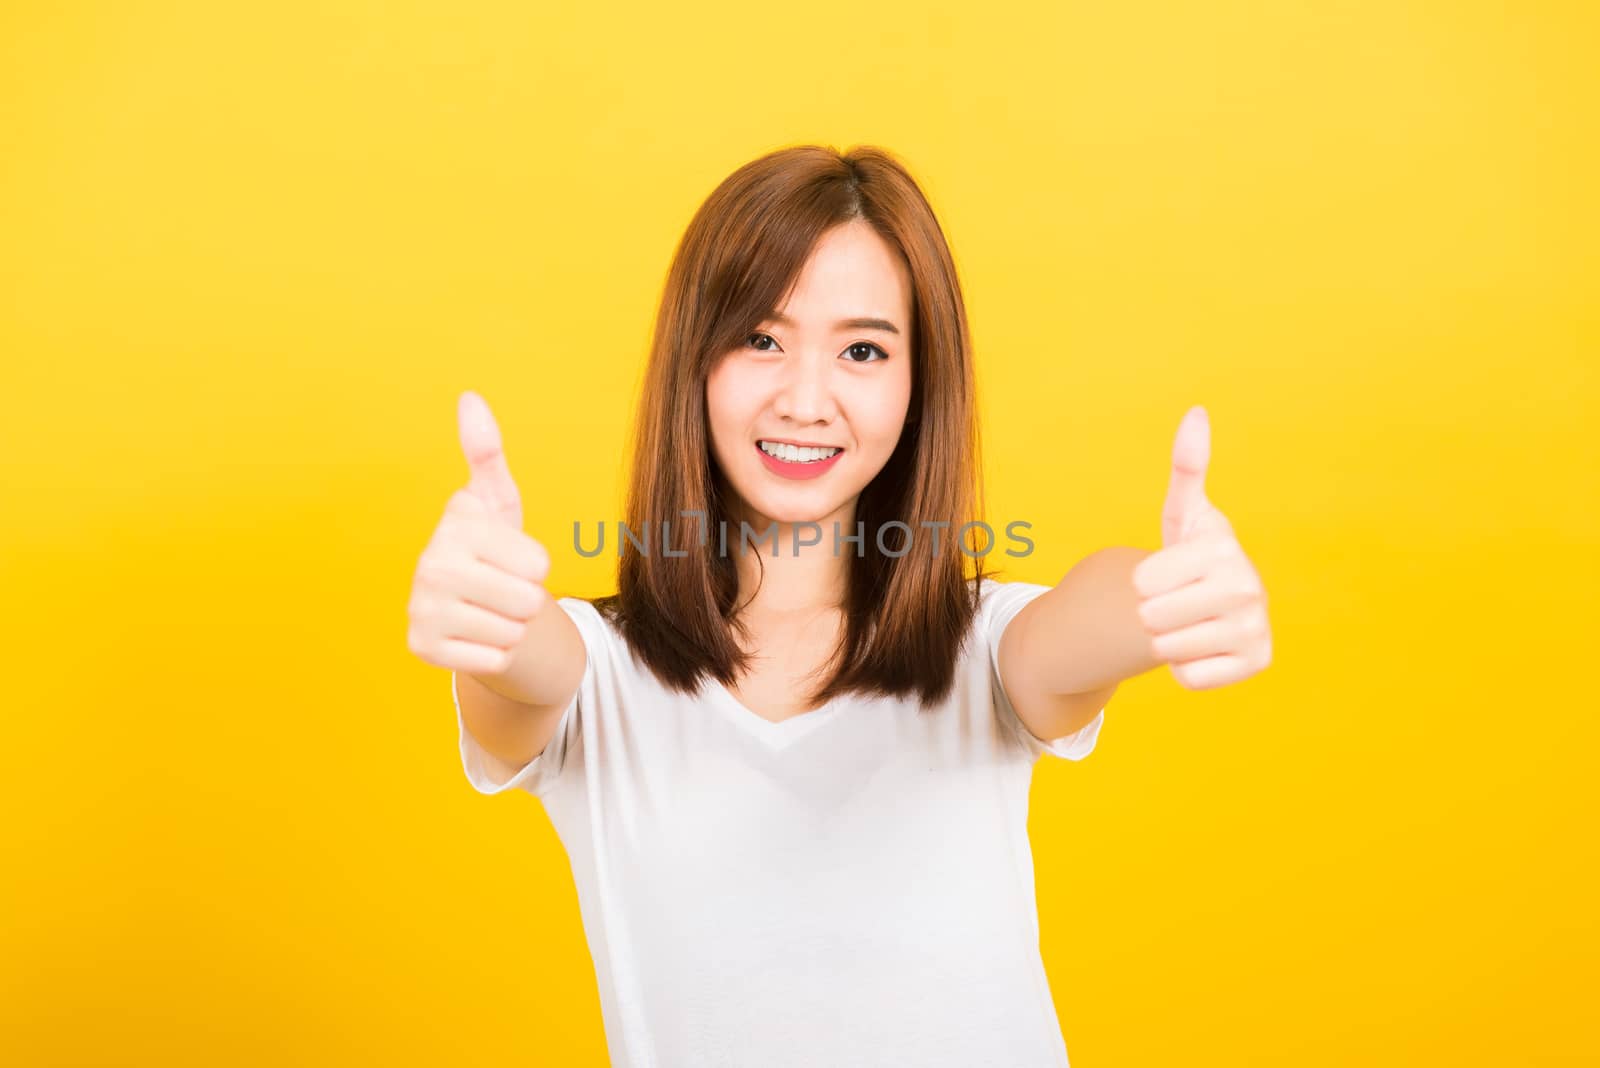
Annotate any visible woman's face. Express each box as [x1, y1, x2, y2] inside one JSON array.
[[706, 220, 915, 531]]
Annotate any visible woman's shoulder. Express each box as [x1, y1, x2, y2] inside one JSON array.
[[967, 573, 1054, 610], [550, 594, 626, 660], [965, 575, 1055, 649], [555, 592, 662, 669], [553, 592, 608, 623]]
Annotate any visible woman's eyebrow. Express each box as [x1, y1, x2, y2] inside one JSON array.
[[766, 311, 901, 335]]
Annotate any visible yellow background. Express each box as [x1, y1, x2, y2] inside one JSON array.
[[3, 2, 1595, 1064]]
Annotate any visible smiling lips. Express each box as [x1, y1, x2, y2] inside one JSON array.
[[754, 440, 845, 481]]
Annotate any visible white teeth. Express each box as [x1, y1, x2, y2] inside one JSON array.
[[759, 441, 841, 463]]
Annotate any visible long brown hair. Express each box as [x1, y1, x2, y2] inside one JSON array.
[[592, 144, 995, 709]]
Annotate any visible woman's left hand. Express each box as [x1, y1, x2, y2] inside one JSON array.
[[1131, 406, 1273, 690]]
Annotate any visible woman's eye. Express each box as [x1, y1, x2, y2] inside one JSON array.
[[843, 342, 888, 363], [745, 334, 886, 362]]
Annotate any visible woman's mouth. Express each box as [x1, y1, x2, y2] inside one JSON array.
[[755, 440, 845, 481]]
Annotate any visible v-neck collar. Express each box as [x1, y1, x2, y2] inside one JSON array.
[[699, 675, 853, 751]]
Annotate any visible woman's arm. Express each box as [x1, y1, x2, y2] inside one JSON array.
[[999, 408, 1274, 742], [457, 603, 587, 767], [997, 547, 1160, 742]]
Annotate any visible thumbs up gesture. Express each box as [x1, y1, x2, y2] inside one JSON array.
[[1131, 406, 1273, 690], [406, 391, 553, 679]]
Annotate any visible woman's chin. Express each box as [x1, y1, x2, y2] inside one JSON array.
[[739, 494, 844, 529]]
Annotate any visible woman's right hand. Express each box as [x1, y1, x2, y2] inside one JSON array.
[[406, 390, 553, 680]]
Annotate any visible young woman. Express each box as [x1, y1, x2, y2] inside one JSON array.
[[407, 144, 1273, 1067]]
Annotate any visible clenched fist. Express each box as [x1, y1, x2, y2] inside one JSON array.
[[406, 391, 553, 679]]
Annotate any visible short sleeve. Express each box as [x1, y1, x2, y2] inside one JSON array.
[[454, 596, 601, 797], [977, 578, 1106, 763]]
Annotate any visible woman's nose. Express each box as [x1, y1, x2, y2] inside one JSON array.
[[772, 353, 838, 424]]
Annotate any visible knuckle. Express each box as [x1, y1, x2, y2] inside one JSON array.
[[444, 512, 482, 544], [522, 583, 548, 619], [416, 563, 446, 592], [1131, 568, 1154, 598], [420, 555, 466, 592], [446, 488, 484, 517], [519, 535, 551, 581]]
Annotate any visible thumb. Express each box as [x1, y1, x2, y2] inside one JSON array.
[[457, 390, 523, 529], [1160, 405, 1211, 547]]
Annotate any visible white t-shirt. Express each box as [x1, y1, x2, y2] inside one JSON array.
[[454, 577, 1106, 1068]]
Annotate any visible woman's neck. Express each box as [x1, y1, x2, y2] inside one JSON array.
[[728, 498, 854, 623]]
